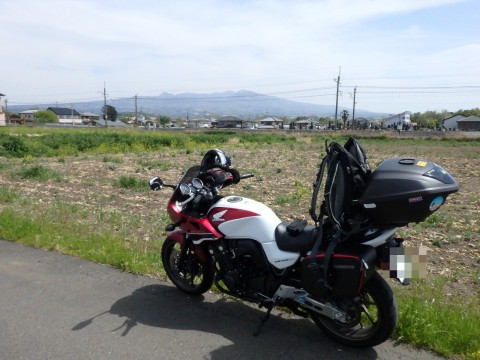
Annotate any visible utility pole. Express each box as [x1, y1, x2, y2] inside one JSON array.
[[352, 86, 357, 130], [334, 66, 341, 129], [103, 82, 108, 129], [5, 98, 8, 124], [134, 94, 138, 127]]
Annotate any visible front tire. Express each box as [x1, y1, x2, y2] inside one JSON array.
[[161, 237, 214, 296], [309, 271, 398, 347]]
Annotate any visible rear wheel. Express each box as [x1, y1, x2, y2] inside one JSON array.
[[161, 237, 214, 295], [309, 271, 398, 347]]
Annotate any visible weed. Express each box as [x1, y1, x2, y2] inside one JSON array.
[[102, 156, 123, 164], [0, 188, 20, 203], [432, 239, 442, 247], [138, 159, 173, 171], [115, 175, 147, 191], [15, 165, 63, 182]]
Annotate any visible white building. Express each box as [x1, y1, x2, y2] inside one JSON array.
[[0, 93, 5, 126], [442, 114, 465, 131], [383, 111, 411, 130]]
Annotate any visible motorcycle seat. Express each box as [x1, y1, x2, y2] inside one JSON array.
[[275, 222, 320, 253]]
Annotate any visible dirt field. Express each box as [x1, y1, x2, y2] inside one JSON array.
[[0, 134, 479, 298]]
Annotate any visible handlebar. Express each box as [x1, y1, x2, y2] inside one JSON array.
[[239, 173, 255, 180], [150, 172, 255, 210]]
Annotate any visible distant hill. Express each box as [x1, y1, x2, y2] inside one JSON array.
[[9, 90, 385, 119]]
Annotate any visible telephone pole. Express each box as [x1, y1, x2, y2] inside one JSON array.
[[103, 82, 108, 129], [334, 66, 341, 129], [352, 86, 357, 129], [5, 98, 8, 124], [134, 94, 138, 127]]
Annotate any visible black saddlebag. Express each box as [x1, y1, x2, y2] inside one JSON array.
[[301, 245, 376, 299]]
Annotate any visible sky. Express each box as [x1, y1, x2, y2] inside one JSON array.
[[1, 0, 479, 115]]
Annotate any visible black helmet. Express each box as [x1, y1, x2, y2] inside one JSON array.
[[201, 149, 232, 171]]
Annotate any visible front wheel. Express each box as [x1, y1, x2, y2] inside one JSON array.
[[308, 271, 398, 348], [161, 237, 214, 295]]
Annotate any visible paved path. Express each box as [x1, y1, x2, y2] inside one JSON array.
[[0, 240, 444, 360]]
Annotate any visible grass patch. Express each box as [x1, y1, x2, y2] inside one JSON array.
[[114, 175, 148, 191], [15, 165, 64, 182], [138, 158, 173, 171], [274, 180, 309, 205], [0, 187, 20, 203], [394, 277, 480, 360], [0, 196, 165, 277]]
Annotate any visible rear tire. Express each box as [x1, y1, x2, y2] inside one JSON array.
[[161, 237, 214, 296], [309, 271, 398, 347]]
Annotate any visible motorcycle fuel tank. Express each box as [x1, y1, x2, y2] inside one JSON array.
[[208, 196, 299, 269]]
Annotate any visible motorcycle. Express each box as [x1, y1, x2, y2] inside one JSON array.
[[148, 140, 458, 348]]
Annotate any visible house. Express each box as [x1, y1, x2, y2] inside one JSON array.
[[383, 111, 411, 130], [187, 118, 212, 128], [125, 114, 146, 126], [294, 118, 320, 130], [257, 116, 284, 129], [19, 110, 39, 123], [213, 115, 245, 128], [0, 93, 5, 126], [442, 114, 465, 131], [457, 116, 480, 131], [47, 107, 82, 125], [81, 112, 100, 124], [352, 117, 381, 130]]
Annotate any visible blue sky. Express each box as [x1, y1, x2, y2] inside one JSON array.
[[1, 0, 479, 114]]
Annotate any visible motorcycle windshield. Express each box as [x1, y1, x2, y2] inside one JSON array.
[[177, 165, 201, 186], [169, 165, 202, 204]]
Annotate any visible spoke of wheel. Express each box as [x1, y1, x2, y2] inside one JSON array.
[[360, 304, 376, 325]]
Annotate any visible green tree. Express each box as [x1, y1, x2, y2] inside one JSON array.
[[158, 115, 170, 127], [35, 110, 57, 123], [102, 105, 118, 121]]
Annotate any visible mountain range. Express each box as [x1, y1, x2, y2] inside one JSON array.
[[10, 90, 385, 119]]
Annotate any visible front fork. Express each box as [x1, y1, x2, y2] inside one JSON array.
[[167, 230, 208, 271]]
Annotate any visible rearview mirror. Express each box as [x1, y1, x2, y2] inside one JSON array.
[[149, 176, 164, 191]]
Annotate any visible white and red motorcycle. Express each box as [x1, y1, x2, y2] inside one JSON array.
[[149, 141, 458, 347]]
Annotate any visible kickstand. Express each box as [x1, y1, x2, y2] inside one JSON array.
[[252, 305, 273, 337]]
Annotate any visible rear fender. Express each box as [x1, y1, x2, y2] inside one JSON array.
[[167, 230, 208, 262]]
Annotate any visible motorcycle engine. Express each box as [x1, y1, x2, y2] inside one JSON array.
[[211, 239, 273, 298]]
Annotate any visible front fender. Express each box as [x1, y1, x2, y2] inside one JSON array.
[[166, 230, 208, 262]]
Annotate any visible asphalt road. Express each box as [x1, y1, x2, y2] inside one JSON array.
[[0, 240, 444, 360]]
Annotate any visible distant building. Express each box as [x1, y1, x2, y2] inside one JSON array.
[[457, 116, 480, 131], [442, 114, 465, 131], [80, 112, 101, 124], [19, 110, 39, 123], [47, 107, 82, 125], [294, 118, 320, 130], [0, 93, 5, 126], [353, 117, 381, 130], [187, 118, 212, 128], [257, 116, 284, 129], [214, 115, 245, 128], [383, 111, 411, 130]]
